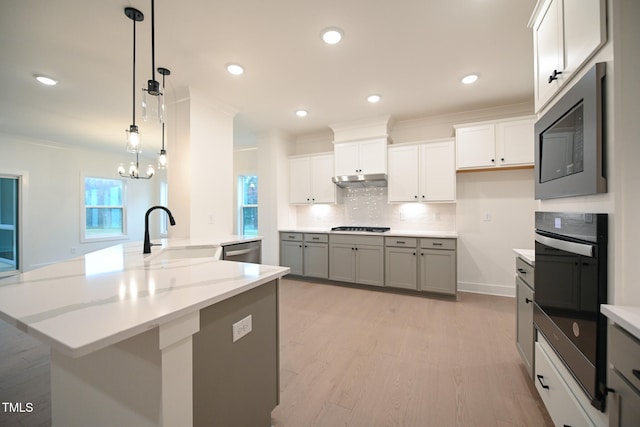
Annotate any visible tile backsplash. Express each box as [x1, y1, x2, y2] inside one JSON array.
[[294, 187, 456, 231]]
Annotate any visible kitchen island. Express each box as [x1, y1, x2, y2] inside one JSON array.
[[0, 240, 289, 427]]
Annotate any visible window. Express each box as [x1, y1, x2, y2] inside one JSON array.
[[83, 177, 126, 241], [239, 175, 258, 236], [0, 175, 19, 276]]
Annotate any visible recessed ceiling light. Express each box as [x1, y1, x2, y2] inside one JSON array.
[[295, 109, 308, 118], [461, 74, 479, 85], [226, 64, 244, 75], [367, 94, 381, 103], [34, 74, 58, 86], [321, 27, 343, 45]]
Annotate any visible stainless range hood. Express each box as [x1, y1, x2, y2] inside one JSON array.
[[331, 173, 387, 188]]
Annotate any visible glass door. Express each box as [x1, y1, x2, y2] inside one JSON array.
[[0, 175, 19, 276]]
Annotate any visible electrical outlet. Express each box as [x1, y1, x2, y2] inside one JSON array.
[[483, 212, 492, 222], [232, 315, 252, 342]]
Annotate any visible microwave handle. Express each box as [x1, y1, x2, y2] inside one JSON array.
[[535, 233, 594, 257]]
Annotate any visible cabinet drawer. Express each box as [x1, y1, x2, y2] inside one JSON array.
[[280, 232, 303, 242], [609, 324, 640, 391], [330, 234, 384, 247], [420, 238, 455, 251], [535, 342, 595, 427], [305, 233, 328, 243], [385, 237, 417, 248], [516, 257, 534, 288]]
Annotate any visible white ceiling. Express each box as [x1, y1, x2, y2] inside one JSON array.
[[0, 0, 536, 152]]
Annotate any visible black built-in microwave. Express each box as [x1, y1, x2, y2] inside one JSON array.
[[534, 62, 607, 200]]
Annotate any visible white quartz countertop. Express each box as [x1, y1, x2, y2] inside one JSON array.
[[279, 228, 458, 238], [601, 305, 640, 340], [0, 240, 288, 358], [513, 249, 535, 266]]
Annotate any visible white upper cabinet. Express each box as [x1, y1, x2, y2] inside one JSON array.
[[334, 138, 387, 176], [531, 0, 606, 112], [455, 117, 535, 171], [289, 153, 336, 204], [388, 139, 455, 203]]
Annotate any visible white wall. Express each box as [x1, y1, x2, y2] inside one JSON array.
[[457, 169, 536, 296], [168, 87, 236, 239], [0, 133, 158, 271]]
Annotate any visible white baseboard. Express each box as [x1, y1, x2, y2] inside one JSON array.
[[458, 281, 515, 298]]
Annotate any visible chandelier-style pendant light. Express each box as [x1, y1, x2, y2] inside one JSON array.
[[157, 67, 170, 169], [124, 7, 143, 154], [118, 152, 155, 180], [142, 0, 164, 123]]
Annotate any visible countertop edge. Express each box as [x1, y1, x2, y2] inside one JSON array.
[[279, 229, 458, 238], [37, 265, 290, 358], [601, 304, 640, 340], [513, 248, 535, 266]]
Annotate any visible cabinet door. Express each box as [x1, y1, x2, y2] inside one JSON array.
[[289, 157, 311, 204], [420, 140, 456, 201], [608, 370, 640, 427], [310, 155, 336, 203], [496, 119, 535, 167], [534, 0, 563, 110], [358, 138, 387, 174], [387, 145, 419, 202], [329, 243, 356, 282], [455, 124, 496, 169], [280, 241, 303, 275], [355, 245, 384, 287], [516, 277, 534, 378], [563, 0, 606, 84], [334, 142, 360, 176], [304, 243, 328, 279], [420, 249, 456, 295], [385, 247, 417, 289]]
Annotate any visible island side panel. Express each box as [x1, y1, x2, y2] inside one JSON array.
[[193, 279, 279, 427], [51, 328, 162, 427]]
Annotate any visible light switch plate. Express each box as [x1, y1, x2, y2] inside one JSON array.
[[232, 315, 252, 342]]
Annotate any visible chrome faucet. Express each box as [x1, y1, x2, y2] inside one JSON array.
[[143, 206, 176, 254]]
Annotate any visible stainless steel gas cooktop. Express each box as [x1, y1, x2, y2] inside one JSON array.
[[330, 226, 391, 233]]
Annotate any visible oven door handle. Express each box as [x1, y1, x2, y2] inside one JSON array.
[[535, 233, 594, 257]]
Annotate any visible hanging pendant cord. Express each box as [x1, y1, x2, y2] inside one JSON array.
[[151, 0, 156, 84], [132, 16, 136, 126]]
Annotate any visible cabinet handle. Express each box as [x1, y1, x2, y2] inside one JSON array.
[[517, 268, 527, 274], [536, 375, 550, 390], [396, 240, 405, 244], [548, 69, 563, 83], [422, 195, 425, 199], [432, 242, 443, 246], [525, 298, 532, 304], [633, 369, 640, 381], [312, 237, 319, 240], [491, 158, 495, 163], [412, 252, 416, 256], [355, 247, 358, 251], [414, 195, 418, 199], [501, 158, 505, 162]]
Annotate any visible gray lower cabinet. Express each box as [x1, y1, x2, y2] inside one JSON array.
[[279, 233, 303, 275], [419, 238, 457, 295], [385, 237, 418, 290], [303, 234, 329, 279], [329, 234, 384, 286], [608, 323, 640, 426], [280, 232, 329, 278], [515, 256, 535, 378]]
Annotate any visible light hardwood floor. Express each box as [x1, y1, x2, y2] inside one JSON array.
[[0, 278, 552, 426]]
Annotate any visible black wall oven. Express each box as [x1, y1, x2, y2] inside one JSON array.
[[534, 211, 608, 411]]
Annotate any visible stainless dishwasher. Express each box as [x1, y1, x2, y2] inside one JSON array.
[[222, 240, 262, 264]]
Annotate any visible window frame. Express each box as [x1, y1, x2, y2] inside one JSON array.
[[81, 174, 128, 243], [238, 175, 258, 237]]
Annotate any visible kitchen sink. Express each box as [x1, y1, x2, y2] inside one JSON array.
[[145, 246, 221, 261]]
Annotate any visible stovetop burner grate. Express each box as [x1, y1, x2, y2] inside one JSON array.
[[331, 226, 391, 233]]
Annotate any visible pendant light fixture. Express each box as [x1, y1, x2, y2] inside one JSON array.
[[125, 7, 143, 153], [157, 67, 170, 169], [142, 0, 164, 123], [119, 7, 154, 180], [118, 152, 155, 180]]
